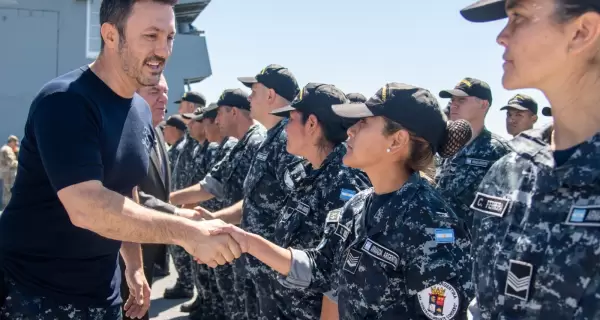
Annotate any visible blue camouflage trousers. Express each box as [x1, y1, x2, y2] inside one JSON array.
[[232, 256, 259, 320], [192, 262, 226, 319], [168, 244, 194, 292], [0, 277, 121, 320], [213, 262, 243, 319]]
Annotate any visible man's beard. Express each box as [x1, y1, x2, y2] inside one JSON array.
[[118, 38, 163, 87]]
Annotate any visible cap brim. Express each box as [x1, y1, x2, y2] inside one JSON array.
[[237, 76, 258, 88], [331, 103, 374, 119], [181, 112, 195, 119], [439, 89, 469, 98], [174, 100, 182, 104], [460, 0, 506, 23], [500, 104, 529, 111], [192, 114, 205, 121], [203, 103, 220, 112], [270, 105, 296, 117]]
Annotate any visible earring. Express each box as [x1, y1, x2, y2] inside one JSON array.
[[386, 148, 391, 153]]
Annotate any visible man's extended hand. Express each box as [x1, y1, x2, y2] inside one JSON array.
[[194, 224, 250, 265], [179, 219, 243, 268], [123, 268, 151, 319]]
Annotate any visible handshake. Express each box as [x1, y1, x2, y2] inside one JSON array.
[[173, 206, 249, 268]]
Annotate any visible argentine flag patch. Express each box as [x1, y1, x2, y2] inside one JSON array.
[[339, 189, 356, 201], [434, 228, 455, 244]]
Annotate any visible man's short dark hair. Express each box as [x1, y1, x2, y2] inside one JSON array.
[[99, 0, 177, 50]]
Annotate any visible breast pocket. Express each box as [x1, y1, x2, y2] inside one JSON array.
[[455, 165, 490, 199], [534, 223, 600, 318], [273, 202, 309, 248], [339, 239, 402, 316], [242, 151, 269, 195]]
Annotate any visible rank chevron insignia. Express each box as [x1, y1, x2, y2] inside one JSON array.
[[507, 272, 530, 291], [505, 259, 533, 301], [343, 249, 362, 274]]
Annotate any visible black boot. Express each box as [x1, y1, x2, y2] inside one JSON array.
[[163, 284, 193, 299], [180, 296, 202, 313]]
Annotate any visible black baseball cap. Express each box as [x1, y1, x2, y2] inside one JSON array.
[[460, 0, 506, 23], [165, 114, 187, 132], [500, 94, 538, 114], [346, 93, 367, 104], [174, 91, 206, 106], [332, 83, 447, 154], [237, 64, 300, 102], [192, 103, 219, 121], [271, 83, 347, 121], [215, 88, 251, 111], [182, 107, 203, 120], [193, 103, 219, 121], [439, 77, 493, 104], [542, 107, 552, 117]]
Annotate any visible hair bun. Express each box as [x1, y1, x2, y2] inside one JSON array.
[[438, 120, 472, 158]]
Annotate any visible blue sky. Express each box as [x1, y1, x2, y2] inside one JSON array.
[[188, 0, 552, 138]]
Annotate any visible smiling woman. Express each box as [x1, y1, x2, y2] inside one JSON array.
[[460, 0, 600, 319]]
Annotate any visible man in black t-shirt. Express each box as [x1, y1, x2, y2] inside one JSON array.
[[0, 1, 241, 319]]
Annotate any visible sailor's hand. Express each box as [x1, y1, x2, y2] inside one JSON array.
[[179, 219, 242, 268], [194, 206, 216, 220]]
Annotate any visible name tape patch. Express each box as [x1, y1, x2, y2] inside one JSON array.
[[361, 239, 399, 269], [295, 201, 310, 216], [256, 151, 268, 161], [465, 158, 490, 168], [565, 205, 600, 227], [417, 281, 460, 320], [340, 189, 356, 201], [343, 248, 362, 274], [470, 192, 510, 217], [434, 229, 455, 244], [435, 211, 450, 218], [505, 259, 533, 302], [334, 224, 350, 241]]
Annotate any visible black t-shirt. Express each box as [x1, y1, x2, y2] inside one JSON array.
[[554, 144, 580, 167], [0, 66, 154, 307]]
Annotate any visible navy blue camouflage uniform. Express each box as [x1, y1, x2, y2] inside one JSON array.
[[272, 143, 370, 319], [1, 277, 121, 320], [169, 131, 199, 294], [435, 128, 509, 232], [240, 119, 301, 319], [283, 173, 473, 319], [187, 140, 222, 317], [468, 127, 600, 319], [168, 136, 185, 171], [198, 136, 237, 320], [200, 124, 266, 319]]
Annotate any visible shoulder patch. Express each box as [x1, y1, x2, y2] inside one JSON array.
[[417, 281, 460, 320], [434, 229, 455, 244], [339, 189, 356, 201], [564, 205, 600, 227], [470, 192, 510, 217]]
